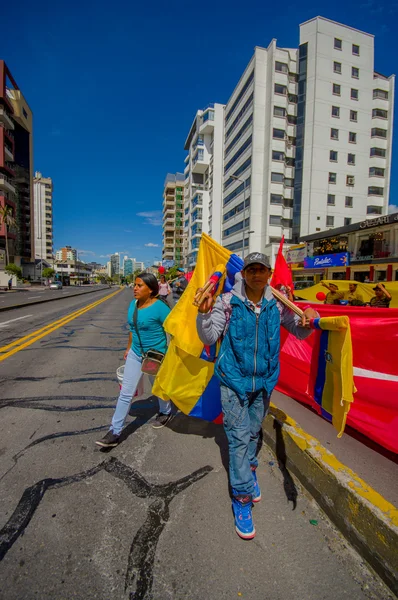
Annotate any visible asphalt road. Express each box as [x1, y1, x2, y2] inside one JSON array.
[[0, 284, 112, 310], [0, 289, 394, 600]]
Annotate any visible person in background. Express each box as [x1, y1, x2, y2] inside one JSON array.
[[344, 283, 364, 306], [369, 283, 392, 308], [158, 274, 171, 302], [196, 252, 318, 540], [364, 276, 371, 283], [8, 278, 12, 291], [172, 268, 188, 303], [321, 281, 344, 305], [96, 273, 173, 448]]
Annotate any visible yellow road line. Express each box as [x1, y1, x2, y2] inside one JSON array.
[[0, 289, 121, 362]]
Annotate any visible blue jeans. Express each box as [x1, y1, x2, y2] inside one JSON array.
[[220, 385, 270, 497], [111, 349, 171, 435]]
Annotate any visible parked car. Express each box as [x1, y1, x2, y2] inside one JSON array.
[[49, 281, 63, 290]]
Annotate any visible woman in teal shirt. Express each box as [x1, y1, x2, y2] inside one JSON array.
[[96, 273, 172, 448]]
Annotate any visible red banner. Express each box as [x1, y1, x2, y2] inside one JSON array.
[[277, 304, 398, 454]]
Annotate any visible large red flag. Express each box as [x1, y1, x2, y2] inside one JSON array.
[[271, 236, 294, 290]]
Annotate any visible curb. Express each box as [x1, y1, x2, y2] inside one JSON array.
[[0, 287, 118, 313], [262, 403, 398, 596]]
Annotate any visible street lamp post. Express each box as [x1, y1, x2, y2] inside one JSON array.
[[230, 175, 249, 259]]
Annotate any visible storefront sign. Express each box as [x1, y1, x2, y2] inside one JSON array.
[[304, 252, 349, 269], [286, 244, 307, 264], [359, 213, 398, 229]]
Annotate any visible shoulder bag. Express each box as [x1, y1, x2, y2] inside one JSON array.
[[133, 302, 165, 375]]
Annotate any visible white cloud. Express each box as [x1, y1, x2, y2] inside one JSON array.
[[145, 243, 159, 247], [137, 211, 162, 226], [124, 229, 132, 233], [388, 204, 398, 214], [99, 254, 111, 258], [77, 249, 96, 256]]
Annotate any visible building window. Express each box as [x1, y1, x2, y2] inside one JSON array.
[[332, 105, 340, 118], [330, 128, 339, 140], [330, 150, 338, 162], [269, 215, 282, 225], [349, 131, 357, 143], [350, 110, 358, 122], [288, 93, 298, 104], [344, 218, 352, 226], [372, 108, 388, 119], [352, 67, 359, 79], [367, 206, 382, 215], [333, 61, 342, 74], [347, 153, 355, 165], [270, 194, 283, 204], [351, 88, 359, 100], [225, 71, 254, 123], [285, 156, 295, 167], [271, 172, 284, 183], [327, 194, 335, 205], [334, 37, 342, 50], [333, 83, 341, 96], [346, 175, 355, 186], [329, 172, 337, 184], [371, 128, 387, 138], [272, 150, 284, 161], [345, 196, 353, 207], [369, 166, 385, 177], [273, 128, 285, 139], [352, 44, 360, 56], [22, 107, 28, 119], [274, 83, 287, 96], [373, 89, 389, 100], [275, 61, 288, 73], [284, 178, 294, 187], [224, 136, 252, 174], [289, 73, 299, 83], [368, 186, 384, 196], [370, 147, 386, 158], [274, 106, 286, 118], [287, 114, 297, 125], [326, 216, 334, 227]]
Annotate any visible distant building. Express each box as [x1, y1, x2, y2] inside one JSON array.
[[123, 256, 134, 276], [110, 252, 120, 277], [56, 246, 77, 261], [162, 173, 186, 267], [135, 261, 145, 272], [33, 172, 53, 261], [54, 260, 93, 285]]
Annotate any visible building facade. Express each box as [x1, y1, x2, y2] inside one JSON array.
[[33, 172, 53, 261], [54, 261, 93, 285], [0, 61, 34, 282], [294, 17, 394, 241], [110, 253, 120, 277], [162, 173, 185, 267], [183, 103, 225, 267], [123, 256, 134, 277], [300, 212, 398, 283], [56, 246, 77, 261]]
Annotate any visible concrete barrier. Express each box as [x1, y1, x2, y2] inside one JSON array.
[[262, 403, 398, 595]]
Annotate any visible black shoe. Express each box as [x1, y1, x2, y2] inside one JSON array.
[[95, 431, 120, 447], [152, 413, 173, 429]]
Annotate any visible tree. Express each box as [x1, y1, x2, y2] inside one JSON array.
[[42, 267, 55, 279], [5, 263, 22, 280], [0, 204, 17, 266], [165, 266, 180, 281]]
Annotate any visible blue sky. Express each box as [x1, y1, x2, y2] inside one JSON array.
[[2, 0, 397, 265]]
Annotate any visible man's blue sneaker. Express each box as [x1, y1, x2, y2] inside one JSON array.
[[232, 494, 255, 540], [251, 466, 261, 503]]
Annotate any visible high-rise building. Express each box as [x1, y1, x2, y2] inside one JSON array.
[[0, 60, 34, 277], [135, 261, 145, 272], [56, 246, 77, 261], [162, 173, 185, 267], [110, 252, 120, 277], [219, 17, 394, 262], [33, 172, 53, 261], [183, 103, 225, 268], [123, 256, 134, 277]]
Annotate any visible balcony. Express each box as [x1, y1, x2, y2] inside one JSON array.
[[0, 108, 14, 131], [0, 174, 16, 195], [4, 146, 14, 161], [192, 149, 207, 174], [200, 109, 215, 134]]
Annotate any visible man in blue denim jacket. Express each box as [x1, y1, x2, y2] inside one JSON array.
[[196, 252, 317, 540]]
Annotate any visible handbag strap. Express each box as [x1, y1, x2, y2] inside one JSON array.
[[133, 302, 145, 357]]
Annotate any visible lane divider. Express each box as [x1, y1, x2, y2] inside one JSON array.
[[0, 289, 122, 362]]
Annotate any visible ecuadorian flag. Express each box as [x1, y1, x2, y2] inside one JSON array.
[[152, 233, 243, 422], [308, 316, 356, 437]]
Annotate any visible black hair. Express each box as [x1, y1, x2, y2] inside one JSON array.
[[136, 272, 159, 297]]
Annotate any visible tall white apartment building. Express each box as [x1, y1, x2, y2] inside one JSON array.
[[162, 173, 185, 267], [33, 172, 53, 261], [220, 16, 394, 261], [183, 103, 224, 267], [296, 17, 394, 240]]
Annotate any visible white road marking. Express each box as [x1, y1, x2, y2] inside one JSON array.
[[28, 296, 41, 299], [0, 315, 33, 328], [354, 367, 398, 383]]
